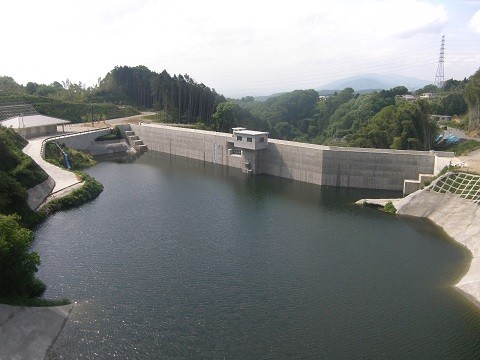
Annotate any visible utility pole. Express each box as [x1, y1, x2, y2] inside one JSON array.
[[434, 35, 445, 89]]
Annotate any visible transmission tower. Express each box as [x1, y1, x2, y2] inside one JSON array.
[[434, 35, 445, 88]]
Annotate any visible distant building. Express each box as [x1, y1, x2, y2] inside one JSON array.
[[398, 94, 417, 102], [419, 92, 437, 99], [430, 114, 451, 122], [0, 114, 70, 138]]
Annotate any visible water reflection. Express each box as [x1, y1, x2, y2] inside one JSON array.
[[34, 151, 480, 359]]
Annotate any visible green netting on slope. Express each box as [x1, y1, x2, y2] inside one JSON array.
[[0, 97, 37, 121], [431, 172, 480, 204]]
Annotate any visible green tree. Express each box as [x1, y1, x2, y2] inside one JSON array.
[[440, 93, 467, 116], [25, 82, 39, 94], [465, 69, 480, 130], [274, 121, 295, 140], [213, 102, 237, 131], [443, 78, 467, 92], [414, 84, 438, 95], [0, 214, 46, 298], [0, 76, 23, 92]]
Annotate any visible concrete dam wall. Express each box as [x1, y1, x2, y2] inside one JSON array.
[[131, 123, 445, 192]]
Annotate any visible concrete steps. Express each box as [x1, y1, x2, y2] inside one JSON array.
[[125, 130, 147, 153], [403, 173, 435, 195]]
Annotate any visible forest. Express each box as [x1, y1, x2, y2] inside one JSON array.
[[1, 66, 480, 151], [228, 76, 477, 151]]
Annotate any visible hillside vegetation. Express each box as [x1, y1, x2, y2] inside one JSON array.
[[0, 127, 47, 225], [1, 65, 225, 125], [0, 128, 49, 301], [0, 92, 139, 123], [227, 73, 477, 150], [2, 67, 480, 151]]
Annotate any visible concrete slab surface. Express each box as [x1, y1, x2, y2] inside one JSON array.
[[0, 304, 73, 360]]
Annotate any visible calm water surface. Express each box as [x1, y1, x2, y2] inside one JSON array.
[[33, 151, 480, 359]]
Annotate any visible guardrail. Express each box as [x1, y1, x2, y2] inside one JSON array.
[[40, 128, 111, 159]]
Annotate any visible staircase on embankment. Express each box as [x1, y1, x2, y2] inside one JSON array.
[[125, 130, 147, 153]]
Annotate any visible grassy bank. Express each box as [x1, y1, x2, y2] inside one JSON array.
[[43, 172, 103, 214], [45, 142, 97, 169], [447, 139, 480, 156]]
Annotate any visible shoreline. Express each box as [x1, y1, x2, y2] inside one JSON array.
[[456, 286, 480, 309], [395, 189, 480, 309], [358, 185, 480, 310]]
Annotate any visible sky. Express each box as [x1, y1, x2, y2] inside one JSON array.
[[1, 0, 479, 98]]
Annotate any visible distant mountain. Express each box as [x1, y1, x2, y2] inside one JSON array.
[[253, 92, 285, 102], [317, 74, 431, 92]]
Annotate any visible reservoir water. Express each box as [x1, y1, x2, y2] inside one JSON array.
[[33, 151, 480, 359]]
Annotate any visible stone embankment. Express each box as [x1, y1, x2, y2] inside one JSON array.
[[395, 172, 480, 307]]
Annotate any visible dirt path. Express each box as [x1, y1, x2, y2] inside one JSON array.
[[459, 149, 480, 173]]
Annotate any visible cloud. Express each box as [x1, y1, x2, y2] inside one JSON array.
[[0, 0, 474, 96], [470, 9, 480, 33]]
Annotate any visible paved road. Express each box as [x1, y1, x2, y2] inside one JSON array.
[[443, 126, 478, 140], [23, 137, 82, 194]]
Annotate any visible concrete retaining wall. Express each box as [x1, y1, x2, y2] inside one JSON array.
[[46, 129, 112, 152], [131, 123, 439, 191], [27, 176, 55, 210]]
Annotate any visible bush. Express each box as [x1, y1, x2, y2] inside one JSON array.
[[0, 214, 45, 298], [66, 148, 96, 169], [0, 126, 48, 188], [45, 143, 96, 170], [11, 156, 48, 188], [384, 202, 397, 214], [0, 127, 49, 227], [25, 277, 47, 298], [448, 139, 480, 156], [95, 126, 123, 141]]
